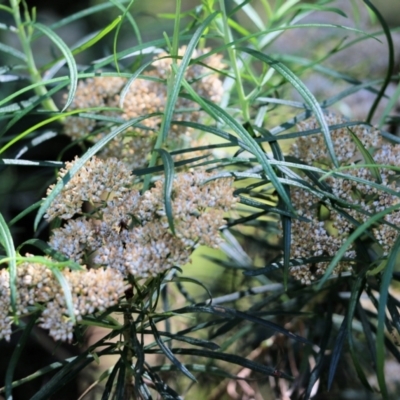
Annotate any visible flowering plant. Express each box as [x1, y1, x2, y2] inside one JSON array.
[[1, 0, 400, 399]]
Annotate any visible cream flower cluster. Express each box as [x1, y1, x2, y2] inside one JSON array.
[[47, 156, 236, 278], [62, 47, 225, 169], [44, 156, 133, 220], [0, 156, 235, 342], [0, 258, 128, 342], [289, 114, 400, 284]]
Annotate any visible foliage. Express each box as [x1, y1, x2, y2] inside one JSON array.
[[1, 0, 400, 399]]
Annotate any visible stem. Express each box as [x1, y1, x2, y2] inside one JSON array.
[[123, 311, 134, 399], [10, 0, 58, 112], [218, 0, 249, 121]]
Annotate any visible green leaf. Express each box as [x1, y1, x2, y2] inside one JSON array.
[[238, 47, 339, 168], [147, 347, 291, 379], [5, 316, 38, 399], [303, 303, 333, 399], [293, 4, 348, 18], [50, 268, 75, 325], [327, 315, 348, 390], [1, 87, 64, 135], [152, 363, 241, 380], [155, 149, 175, 234], [379, 79, 400, 129], [364, 0, 394, 124], [159, 11, 219, 143], [149, 319, 197, 382], [119, 62, 154, 109], [317, 202, 400, 289], [72, 15, 122, 57], [0, 159, 63, 168], [0, 213, 17, 315], [0, 43, 26, 61], [144, 329, 219, 351], [0, 107, 113, 155], [9, 201, 41, 227], [376, 235, 400, 399], [101, 362, 120, 400], [347, 127, 382, 183], [177, 305, 311, 345], [0, 5, 13, 13], [115, 350, 126, 400], [33, 22, 77, 111], [357, 303, 377, 370], [202, 100, 295, 213], [232, 0, 265, 30], [346, 271, 373, 391], [17, 239, 82, 270]]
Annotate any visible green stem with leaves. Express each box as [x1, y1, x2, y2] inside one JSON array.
[[10, 0, 58, 112], [142, 0, 182, 192], [218, 0, 250, 122]]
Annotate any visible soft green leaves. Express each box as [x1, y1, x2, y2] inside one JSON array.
[[33, 22, 77, 111], [72, 15, 122, 57], [238, 47, 339, 168], [150, 319, 197, 382], [317, 203, 400, 289], [203, 99, 295, 212], [156, 149, 175, 235], [0, 213, 17, 315], [0, 43, 26, 61], [159, 11, 219, 143], [347, 127, 382, 183], [376, 236, 400, 399]]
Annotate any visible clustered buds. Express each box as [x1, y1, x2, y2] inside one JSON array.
[[0, 258, 128, 341], [48, 156, 237, 278], [0, 154, 236, 341], [289, 114, 400, 284], [62, 47, 225, 169]]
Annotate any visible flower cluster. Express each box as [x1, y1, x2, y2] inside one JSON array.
[[288, 114, 400, 284], [44, 156, 133, 220], [62, 47, 225, 169], [0, 258, 128, 342], [0, 155, 236, 342], [47, 156, 237, 278]]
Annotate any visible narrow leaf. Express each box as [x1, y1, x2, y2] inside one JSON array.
[[202, 100, 295, 212], [156, 149, 175, 234], [317, 203, 400, 288], [33, 22, 78, 111], [376, 235, 400, 399], [238, 47, 338, 168], [72, 16, 122, 56], [160, 11, 219, 143], [0, 43, 26, 61], [0, 213, 17, 314], [149, 319, 197, 382], [328, 315, 348, 390], [347, 127, 382, 183], [5, 316, 38, 399], [50, 268, 75, 325], [364, 0, 394, 124]]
